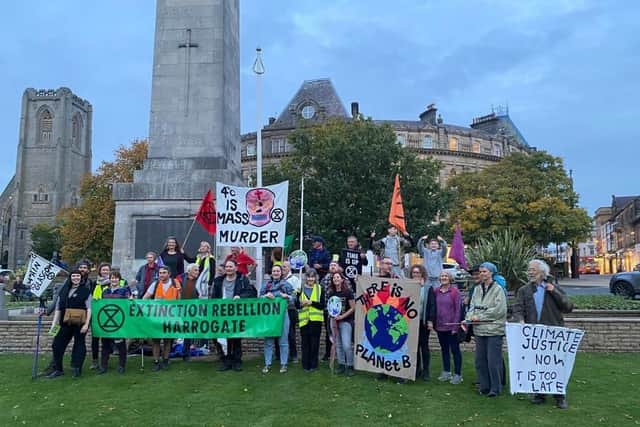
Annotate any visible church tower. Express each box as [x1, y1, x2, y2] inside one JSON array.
[[0, 87, 92, 268]]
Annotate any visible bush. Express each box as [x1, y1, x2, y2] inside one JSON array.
[[466, 229, 536, 291], [570, 295, 640, 310]]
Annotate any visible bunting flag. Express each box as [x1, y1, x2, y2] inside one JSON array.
[[388, 174, 407, 234], [449, 223, 468, 270], [196, 189, 217, 235]]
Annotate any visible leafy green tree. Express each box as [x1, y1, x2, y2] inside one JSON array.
[[30, 223, 62, 260], [448, 151, 591, 246], [59, 140, 148, 264], [264, 119, 451, 253]]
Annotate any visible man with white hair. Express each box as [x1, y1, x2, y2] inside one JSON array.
[[512, 259, 574, 409]]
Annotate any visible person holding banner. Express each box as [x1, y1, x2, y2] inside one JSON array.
[[98, 271, 131, 374], [135, 252, 160, 297], [338, 235, 369, 290], [260, 265, 293, 374], [433, 271, 463, 385], [465, 262, 507, 397], [48, 270, 92, 378], [212, 260, 255, 371], [296, 268, 325, 372], [512, 259, 574, 409], [410, 264, 435, 381], [143, 266, 182, 371], [90, 262, 111, 370], [176, 263, 201, 361], [327, 272, 356, 376]]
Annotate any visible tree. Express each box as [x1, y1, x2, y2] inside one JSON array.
[[263, 119, 451, 252], [30, 222, 62, 260], [59, 140, 148, 264], [447, 151, 591, 246]]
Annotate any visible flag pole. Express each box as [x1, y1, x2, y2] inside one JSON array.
[[253, 47, 265, 289], [31, 299, 45, 379], [182, 216, 197, 249], [299, 177, 304, 282]]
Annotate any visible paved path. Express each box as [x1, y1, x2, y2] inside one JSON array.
[[559, 274, 611, 296]]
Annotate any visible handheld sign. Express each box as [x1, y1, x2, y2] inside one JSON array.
[[327, 296, 342, 318], [506, 323, 584, 395], [288, 250, 308, 270], [23, 252, 63, 298], [340, 249, 363, 279]]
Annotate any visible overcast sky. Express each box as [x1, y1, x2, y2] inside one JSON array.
[[1, 0, 638, 214]]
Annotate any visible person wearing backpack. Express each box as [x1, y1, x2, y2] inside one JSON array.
[[143, 266, 181, 371], [433, 270, 463, 385]]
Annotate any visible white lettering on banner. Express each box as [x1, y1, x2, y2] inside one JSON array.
[[506, 323, 584, 395], [23, 252, 63, 297], [215, 181, 288, 248]]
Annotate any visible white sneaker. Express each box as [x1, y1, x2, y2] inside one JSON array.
[[437, 371, 452, 382], [450, 374, 463, 385], [261, 365, 270, 374], [280, 365, 288, 373]]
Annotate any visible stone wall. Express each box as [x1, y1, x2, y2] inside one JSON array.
[[1, 317, 638, 354]]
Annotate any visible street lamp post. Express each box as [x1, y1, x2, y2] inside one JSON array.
[[253, 47, 265, 289]]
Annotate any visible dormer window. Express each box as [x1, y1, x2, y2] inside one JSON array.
[[301, 105, 316, 119]]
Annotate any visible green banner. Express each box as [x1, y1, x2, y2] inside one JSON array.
[[91, 298, 286, 339]]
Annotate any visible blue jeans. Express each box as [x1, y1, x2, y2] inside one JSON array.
[[264, 313, 290, 367], [436, 330, 462, 375], [331, 320, 353, 367]]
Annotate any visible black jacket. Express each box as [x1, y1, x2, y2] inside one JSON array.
[[211, 274, 256, 299], [512, 282, 573, 326]]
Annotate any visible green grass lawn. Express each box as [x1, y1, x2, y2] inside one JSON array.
[[0, 352, 638, 426]]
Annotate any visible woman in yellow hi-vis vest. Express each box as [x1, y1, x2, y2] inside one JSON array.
[[296, 268, 325, 372]]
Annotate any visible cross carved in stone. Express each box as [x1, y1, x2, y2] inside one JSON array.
[[178, 29, 199, 117]]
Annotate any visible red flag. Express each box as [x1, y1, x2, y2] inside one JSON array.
[[196, 190, 217, 235], [388, 174, 407, 235]]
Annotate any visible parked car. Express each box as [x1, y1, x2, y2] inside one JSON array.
[[609, 272, 640, 299], [443, 262, 470, 288]]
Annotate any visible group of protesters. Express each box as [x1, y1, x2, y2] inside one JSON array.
[[42, 224, 574, 409]]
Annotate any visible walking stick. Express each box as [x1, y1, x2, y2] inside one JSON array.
[[31, 299, 46, 379], [330, 318, 338, 372], [141, 343, 144, 371]]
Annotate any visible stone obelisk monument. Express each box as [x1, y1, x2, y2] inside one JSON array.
[[112, 0, 241, 278]]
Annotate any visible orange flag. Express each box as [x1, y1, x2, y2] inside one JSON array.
[[388, 174, 407, 234]]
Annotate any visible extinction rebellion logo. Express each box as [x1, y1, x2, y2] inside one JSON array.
[[97, 304, 125, 333]]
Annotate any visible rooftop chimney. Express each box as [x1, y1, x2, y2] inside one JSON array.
[[351, 102, 359, 119], [268, 116, 276, 125], [419, 103, 437, 125]]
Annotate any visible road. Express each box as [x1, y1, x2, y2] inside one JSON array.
[[558, 274, 611, 296]]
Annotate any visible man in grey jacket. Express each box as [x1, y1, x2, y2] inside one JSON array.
[[512, 259, 574, 409], [417, 235, 447, 288]]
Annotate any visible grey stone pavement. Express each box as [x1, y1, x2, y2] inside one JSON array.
[[558, 274, 611, 296]]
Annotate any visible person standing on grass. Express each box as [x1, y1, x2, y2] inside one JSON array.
[[410, 264, 435, 381], [47, 270, 92, 379], [296, 268, 325, 372], [90, 262, 111, 370], [143, 266, 181, 371], [434, 271, 463, 385], [212, 260, 254, 372], [260, 265, 293, 374], [512, 259, 574, 409], [98, 271, 131, 375], [175, 263, 201, 362], [320, 261, 343, 361], [135, 252, 160, 298], [282, 261, 301, 364], [417, 235, 447, 288], [158, 236, 193, 278], [327, 272, 355, 376], [465, 262, 507, 397]]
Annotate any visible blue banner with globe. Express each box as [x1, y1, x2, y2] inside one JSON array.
[[353, 277, 421, 380]]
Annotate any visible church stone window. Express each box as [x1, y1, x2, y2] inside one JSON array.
[[301, 105, 316, 119], [449, 137, 458, 151], [72, 114, 83, 147], [493, 143, 503, 157], [39, 109, 53, 143], [246, 143, 256, 156], [422, 135, 433, 149], [472, 141, 481, 153], [271, 138, 286, 154]]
